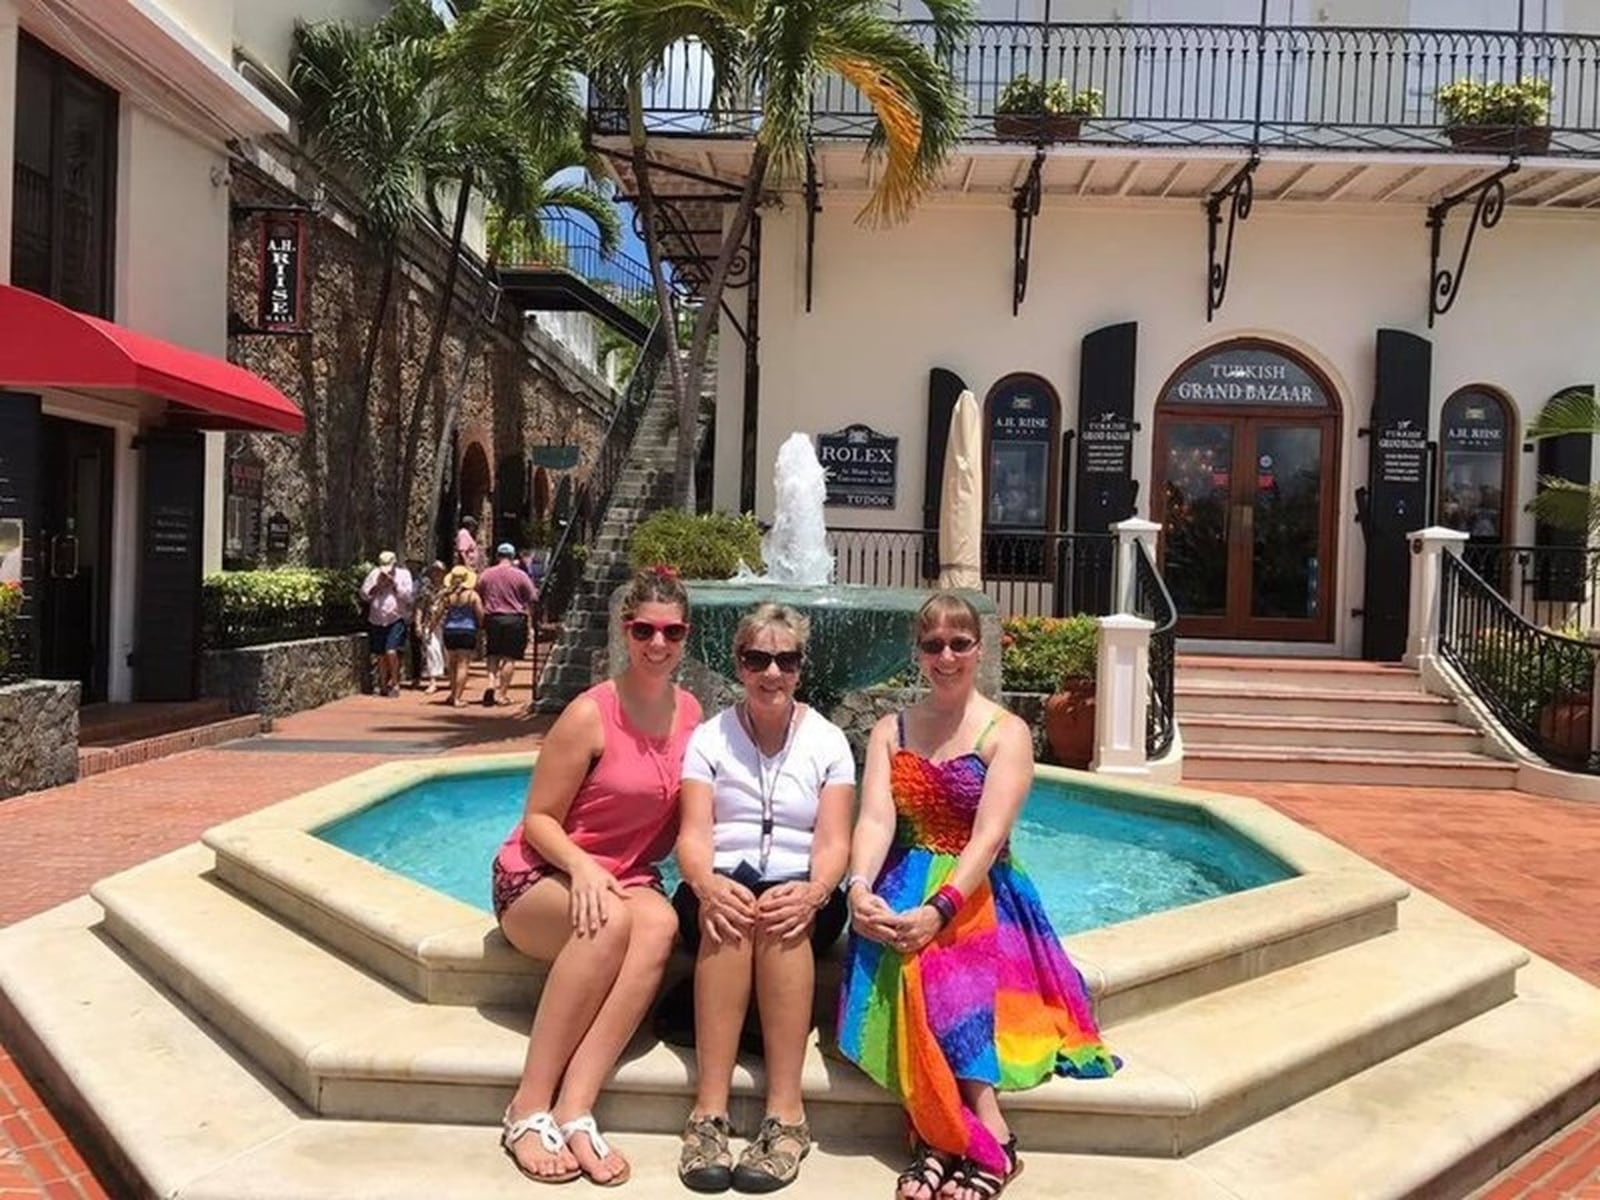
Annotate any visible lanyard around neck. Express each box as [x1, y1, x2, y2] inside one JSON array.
[[740, 701, 798, 874]]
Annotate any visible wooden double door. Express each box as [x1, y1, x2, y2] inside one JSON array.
[[1153, 410, 1338, 642]]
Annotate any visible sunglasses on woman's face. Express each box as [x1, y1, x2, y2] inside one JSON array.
[[738, 648, 803, 674], [918, 635, 979, 657], [627, 619, 690, 643]]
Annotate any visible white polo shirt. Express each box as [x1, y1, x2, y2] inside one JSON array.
[[681, 705, 857, 882]]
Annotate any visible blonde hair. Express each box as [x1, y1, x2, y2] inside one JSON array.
[[734, 602, 810, 656], [619, 565, 690, 622], [914, 592, 982, 643]]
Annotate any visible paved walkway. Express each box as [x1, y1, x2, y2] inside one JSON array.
[[1, 675, 1598, 1197]]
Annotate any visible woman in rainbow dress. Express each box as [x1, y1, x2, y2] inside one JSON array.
[[837, 592, 1119, 1200]]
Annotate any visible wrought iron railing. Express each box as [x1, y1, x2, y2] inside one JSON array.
[[593, 22, 1600, 157], [1132, 539, 1178, 761], [825, 526, 1117, 618], [1439, 550, 1599, 773], [1461, 542, 1600, 631], [502, 213, 658, 321], [534, 317, 670, 639], [199, 598, 365, 650]]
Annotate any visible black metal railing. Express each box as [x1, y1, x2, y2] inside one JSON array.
[[535, 317, 671, 639], [593, 22, 1600, 157], [825, 527, 1117, 618], [502, 213, 658, 321], [199, 599, 365, 650], [1439, 550, 1599, 772], [1132, 539, 1178, 761], [1461, 542, 1600, 631]]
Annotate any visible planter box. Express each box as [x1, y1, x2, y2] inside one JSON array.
[[1445, 123, 1552, 154], [994, 113, 1085, 143], [0, 680, 79, 799], [202, 633, 368, 719]]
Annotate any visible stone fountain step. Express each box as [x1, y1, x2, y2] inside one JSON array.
[[85, 845, 1522, 1158]]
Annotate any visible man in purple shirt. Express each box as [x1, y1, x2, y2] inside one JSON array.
[[360, 550, 415, 698], [476, 542, 538, 706]]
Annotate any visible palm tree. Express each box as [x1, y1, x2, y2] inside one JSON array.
[[592, 0, 972, 510], [291, 0, 447, 556], [1526, 385, 1600, 537]]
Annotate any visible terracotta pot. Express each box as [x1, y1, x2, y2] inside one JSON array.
[[1537, 693, 1590, 756], [993, 113, 1085, 143], [1445, 124, 1551, 154], [1042, 678, 1096, 769]]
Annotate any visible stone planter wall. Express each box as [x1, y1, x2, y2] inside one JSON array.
[[0, 681, 79, 799], [832, 687, 1051, 763], [203, 634, 368, 719]]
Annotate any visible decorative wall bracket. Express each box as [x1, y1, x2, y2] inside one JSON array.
[[1426, 161, 1519, 328], [803, 143, 821, 313], [1205, 153, 1259, 322], [1012, 149, 1046, 316]]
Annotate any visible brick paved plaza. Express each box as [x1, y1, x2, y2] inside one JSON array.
[[2, 663, 1599, 1198]]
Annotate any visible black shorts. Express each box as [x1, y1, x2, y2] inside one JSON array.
[[671, 873, 850, 955], [442, 627, 477, 652], [367, 621, 406, 655], [484, 612, 528, 659]]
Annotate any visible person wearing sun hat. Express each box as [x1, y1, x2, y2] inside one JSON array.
[[359, 550, 415, 698], [438, 563, 483, 707], [477, 541, 538, 707]]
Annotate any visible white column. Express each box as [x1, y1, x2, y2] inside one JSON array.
[[0, 0, 19, 285], [1092, 613, 1154, 776], [1110, 517, 1161, 614], [1404, 526, 1469, 669]]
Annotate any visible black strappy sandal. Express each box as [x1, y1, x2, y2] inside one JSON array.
[[896, 1140, 955, 1200], [943, 1135, 1023, 1200]]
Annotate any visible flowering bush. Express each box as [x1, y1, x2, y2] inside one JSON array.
[[1436, 77, 1551, 128], [1000, 615, 1098, 693], [0, 582, 22, 673]]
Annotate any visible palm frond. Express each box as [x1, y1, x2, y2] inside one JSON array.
[[1527, 476, 1600, 539], [1528, 386, 1600, 441]]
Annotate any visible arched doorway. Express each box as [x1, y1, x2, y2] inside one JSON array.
[[1438, 385, 1515, 547], [981, 373, 1061, 579], [458, 440, 491, 535], [1152, 340, 1340, 641]]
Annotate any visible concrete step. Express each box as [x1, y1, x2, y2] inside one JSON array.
[[1175, 683, 1460, 723], [1174, 657, 1426, 694], [77, 713, 268, 779], [1181, 714, 1485, 754], [1183, 745, 1518, 788], [78, 698, 236, 745], [88, 847, 1518, 1157]]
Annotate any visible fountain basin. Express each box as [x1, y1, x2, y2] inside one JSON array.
[[606, 582, 1001, 711]]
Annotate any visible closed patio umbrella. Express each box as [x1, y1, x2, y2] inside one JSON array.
[[938, 389, 983, 590]]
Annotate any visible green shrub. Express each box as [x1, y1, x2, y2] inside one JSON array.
[[0, 582, 22, 672], [1457, 622, 1593, 723], [202, 566, 369, 614], [1436, 77, 1551, 127], [629, 510, 764, 580], [998, 76, 1103, 117], [1000, 615, 1099, 693]]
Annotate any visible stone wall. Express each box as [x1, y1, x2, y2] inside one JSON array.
[[0, 681, 79, 799], [831, 687, 1051, 763], [203, 634, 368, 719], [223, 150, 617, 570]]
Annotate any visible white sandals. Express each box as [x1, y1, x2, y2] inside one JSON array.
[[501, 1109, 579, 1184], [560, 1114, 631, 1187]]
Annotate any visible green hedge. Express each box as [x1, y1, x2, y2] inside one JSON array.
[[1000, 615, 1098, 693], [629, 510, 764, 580], [201, 566, 370, 648], [0, 583, 21, 674]]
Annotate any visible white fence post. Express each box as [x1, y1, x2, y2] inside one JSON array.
[[1092, 613, 1154, 776], [1110, 518, 1161, 614], [1404, 526, 1469, 669]]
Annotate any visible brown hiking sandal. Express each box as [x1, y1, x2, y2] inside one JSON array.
[[731, 1115, 811, 1193], [679, 1113, 734, 1193]]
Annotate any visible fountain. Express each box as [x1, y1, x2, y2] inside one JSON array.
[[611, 432, 999, 714]]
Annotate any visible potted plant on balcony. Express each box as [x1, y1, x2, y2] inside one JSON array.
[[1436, 77, 1552, 153], [995, 77, 1103, 143], [1001, 615, 1099, 768]]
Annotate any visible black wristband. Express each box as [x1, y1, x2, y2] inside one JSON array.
[[928, 893, 957, 927]]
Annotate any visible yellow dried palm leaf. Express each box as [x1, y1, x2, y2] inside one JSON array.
[[833, 56, 924, 227]]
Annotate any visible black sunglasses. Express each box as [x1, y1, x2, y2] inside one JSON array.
[[627, 619, 690, 643], [917, 635, 979, 657], [738, 648, 804, 674]]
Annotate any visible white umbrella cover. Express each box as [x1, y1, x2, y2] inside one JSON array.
[[938, 389, 983, 590]]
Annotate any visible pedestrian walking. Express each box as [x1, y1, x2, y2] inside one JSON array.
[[455, 514, 482, 572], [478, 542, 538, 707], [414, 561, 447, 693], [359, 551, 415, 698]]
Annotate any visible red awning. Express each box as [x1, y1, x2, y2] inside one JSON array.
[[0, 284, 304, 433]]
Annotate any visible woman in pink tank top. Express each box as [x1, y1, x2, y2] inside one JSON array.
[[492, 566, 702, 1186]]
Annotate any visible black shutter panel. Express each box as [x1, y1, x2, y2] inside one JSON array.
[[1361, 329, 1432, 662], [0, 392, 42, 677], [135, 430, 205, 700], [924, 368, 967, 579], [1073, 322, 1138, 613]]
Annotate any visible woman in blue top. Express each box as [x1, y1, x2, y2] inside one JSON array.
[[437, 565, 483, 707]]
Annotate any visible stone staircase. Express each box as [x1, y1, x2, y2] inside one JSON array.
[[4, 785, 1600, 1197], [535, 358, 714, 711], [1178, 656, 1518, 788]]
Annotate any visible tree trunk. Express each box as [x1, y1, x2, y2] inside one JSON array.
[[680, 144, 770, 514], [344, 245, 397, 561], [629, 79, 690, 507], [396, 171, 473, 551]]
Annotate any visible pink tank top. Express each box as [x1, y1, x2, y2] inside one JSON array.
[[496, 680, 702, 887]]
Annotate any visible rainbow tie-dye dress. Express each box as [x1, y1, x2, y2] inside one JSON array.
[[836, 712, 1119, 1173]]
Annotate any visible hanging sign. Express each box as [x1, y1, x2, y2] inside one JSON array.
[[818, 424, 898, 509], [264, 512, 291, 557], [258, 213, 306, 332], [529, 444, 580, 470]]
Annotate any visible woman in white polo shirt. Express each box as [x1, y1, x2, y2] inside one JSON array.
[[674, 602, 856, 1194]]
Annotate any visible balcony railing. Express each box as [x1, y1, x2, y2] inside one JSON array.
[[1461, 542, 1600, 631], [593, 22, 1600, 157], [501, 213, 659, 323]]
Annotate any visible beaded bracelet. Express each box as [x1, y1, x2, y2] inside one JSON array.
[[934, 884, 966, 914], [927, 892, 958, 927]]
